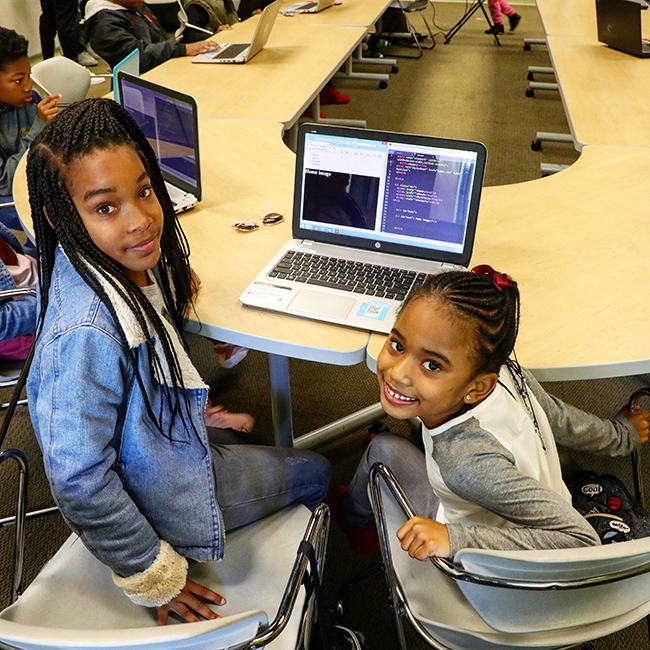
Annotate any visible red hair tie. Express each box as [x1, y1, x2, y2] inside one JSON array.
[[471, 264, 513, 291]]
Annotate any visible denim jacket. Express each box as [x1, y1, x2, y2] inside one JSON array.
[[27, 248, 224, 604], [0, 221, 36, 341]]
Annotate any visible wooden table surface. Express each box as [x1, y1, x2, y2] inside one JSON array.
[[143, 17, 366, 127], [12, 121, 369, 365], [279, 0, 392, 27], [535, 0, 597, 37], [546, 34, 650, 150], [367, 145, 650, 381]]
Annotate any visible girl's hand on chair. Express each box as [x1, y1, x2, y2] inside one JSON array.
[[396, 517, 450, 560], [157, 578, 226, 625], [619, 406, 650, 445]]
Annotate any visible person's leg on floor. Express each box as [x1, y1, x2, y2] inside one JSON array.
[[343, 432, 438, 526], [54, 0, 83, 60], [487, 0, 502, 25], [39, 0, 57, 59], [212, 444, 331, 531]]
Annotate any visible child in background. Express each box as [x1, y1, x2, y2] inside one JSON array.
[[83, 0, 221, 73], [332, 267, 648, 559], [485, 0, 520, 35], [27, 98, 330, 623], [0, 27, 60, 197]]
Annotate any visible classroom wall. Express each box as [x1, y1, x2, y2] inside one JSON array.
[[1, 0, 47, 58]]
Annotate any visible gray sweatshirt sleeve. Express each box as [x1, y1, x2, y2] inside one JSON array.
[[432, 423, 601, 559], [523, 368, 640, 456]]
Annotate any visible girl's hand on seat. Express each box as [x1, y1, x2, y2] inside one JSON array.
[[157, 579, 226, 625], [396, 517, 450, 561], [619, 406, 650, 445]]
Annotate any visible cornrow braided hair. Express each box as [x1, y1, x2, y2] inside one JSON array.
[[403, 269, 545, 449], [27, 97, 201, 447], [402, 269, 520, 375]]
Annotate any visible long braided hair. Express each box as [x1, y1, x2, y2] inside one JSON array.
[[27, 97, 200, 445], [402, 268, 543, 442]]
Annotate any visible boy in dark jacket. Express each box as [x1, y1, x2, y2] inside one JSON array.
[[0, 27, 60, 197], [83, 0, 219, 73]]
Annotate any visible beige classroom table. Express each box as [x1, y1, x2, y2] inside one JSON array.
[[279, 0, 392, 28], [12, 121, 370, 447], [143, 17, 367, 129], [366, 145, 650, 382], [534, 0, 597, 38], [545, 34, 650, 150]]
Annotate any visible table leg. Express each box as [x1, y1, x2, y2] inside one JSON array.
[[352, 43, 398, 71], [268, 353, 295, 447], [309, 94, 367, 129], [334, 50, 390, 84]]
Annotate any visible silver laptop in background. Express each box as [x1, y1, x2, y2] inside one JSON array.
[[117, 72, 202, 214], [281, 0, 336, 15], [240, 124, 487, 334], [192, 0, 282, 63]]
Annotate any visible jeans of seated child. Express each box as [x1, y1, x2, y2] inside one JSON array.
[[0, 194, 35, 256]]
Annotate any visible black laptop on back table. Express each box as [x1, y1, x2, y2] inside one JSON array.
[[596, 0, 650, 58]]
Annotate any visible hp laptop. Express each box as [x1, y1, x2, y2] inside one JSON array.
[[112, 49, 140, 105], [192, 0, 282, 63], [281, 0, 336, 15], [596, 0, 650, 58], [240, 124, 487, 334], [117, 72, 201, 214]]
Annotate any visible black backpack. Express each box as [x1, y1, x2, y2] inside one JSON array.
[[568, 471, 650, 544]]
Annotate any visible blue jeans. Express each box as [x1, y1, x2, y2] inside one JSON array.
[[211, 444, 331, 531], [343, 432, 439, 526]]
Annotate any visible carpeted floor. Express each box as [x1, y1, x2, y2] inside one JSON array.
[[1, 4, 648, 648]]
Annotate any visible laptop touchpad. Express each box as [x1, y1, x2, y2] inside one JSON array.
[[289, 290, 356, 320]]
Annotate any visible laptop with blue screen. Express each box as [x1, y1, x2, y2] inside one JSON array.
[[240, 123, 487, 333], [117, 72, 201, 214]]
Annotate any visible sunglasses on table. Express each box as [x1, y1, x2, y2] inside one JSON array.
[[232, 212, 284, 232]]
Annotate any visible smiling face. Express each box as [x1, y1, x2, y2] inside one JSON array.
[[0, 57, 33, 108], [376, 296, 498, 430], [64, 144, 164, 287]]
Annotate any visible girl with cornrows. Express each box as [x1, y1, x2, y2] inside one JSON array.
[[331, 266, 649, 559], [26, 98, 330, 624]]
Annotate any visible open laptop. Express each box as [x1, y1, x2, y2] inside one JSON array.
[[240, 124, 487, 334], [192, 0, 282, 63], [112, 49, 140, 105], [281, 0, 336, 15], [596, 0, 650, 58], [117, 72, 201, 214]]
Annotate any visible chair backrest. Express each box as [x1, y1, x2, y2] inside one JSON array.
[[31, 57, 91, 105], [371, 463, 650, 650], [454, 540, 650, 633]]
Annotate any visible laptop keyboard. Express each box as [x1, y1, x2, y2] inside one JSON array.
[[213, 43, 249, 59], [267, 251, 433, 301]]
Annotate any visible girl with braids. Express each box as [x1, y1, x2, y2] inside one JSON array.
[[26, 97, 330, 624], [331, 266, 649, 559]]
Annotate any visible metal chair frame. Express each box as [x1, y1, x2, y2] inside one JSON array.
[[368, 462, 650, 650]]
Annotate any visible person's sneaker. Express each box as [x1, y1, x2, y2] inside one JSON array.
[[320, 84, 351, 105], [326, 485, 380, 555], [77, 51, 98, 67], [508, 13, 521, 31], [485, 23, 504, 34]]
